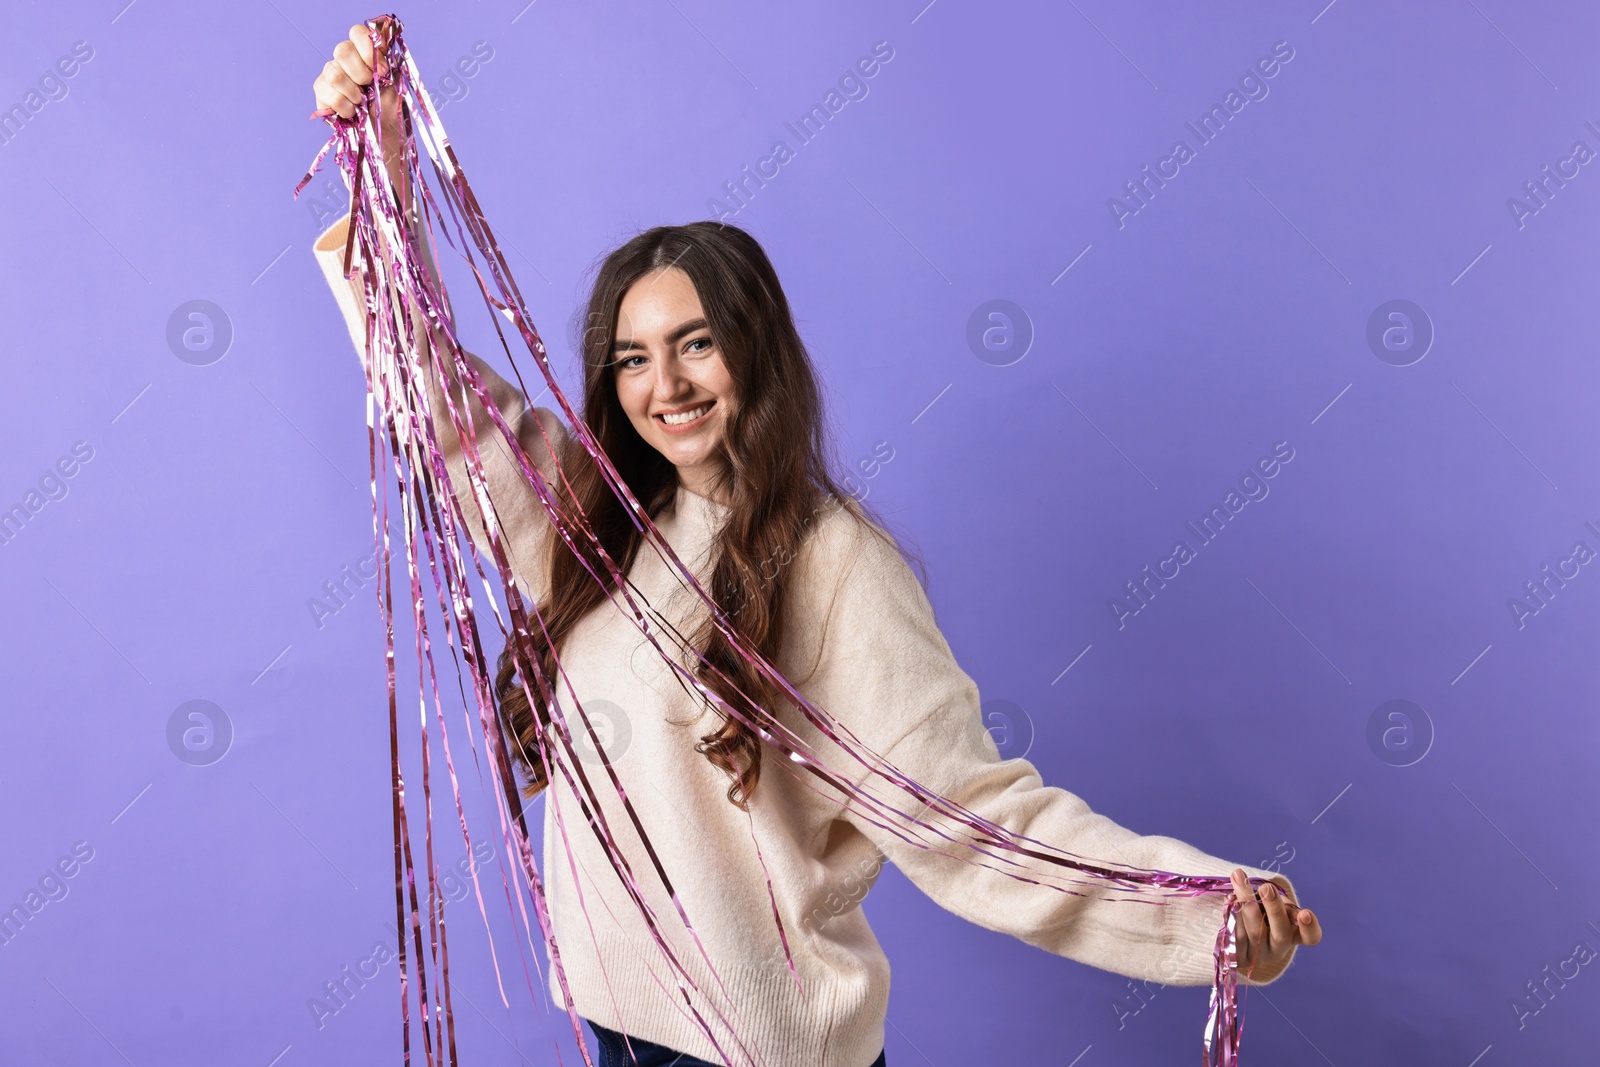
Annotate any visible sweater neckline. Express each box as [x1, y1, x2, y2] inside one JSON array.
[[675, 482, 729, 516]]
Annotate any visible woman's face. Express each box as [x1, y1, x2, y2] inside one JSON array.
[[611, 266, 737, 499]]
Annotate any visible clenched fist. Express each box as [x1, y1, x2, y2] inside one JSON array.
[[311, 17, 397, 128]]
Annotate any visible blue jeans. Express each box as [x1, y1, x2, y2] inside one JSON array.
[[585, 1017, 887, 1067]]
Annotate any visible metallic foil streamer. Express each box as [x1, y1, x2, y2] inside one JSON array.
[[294, 15, 1279, 1065]]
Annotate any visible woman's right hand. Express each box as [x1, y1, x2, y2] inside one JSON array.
[[312, 19, 398, 128], [312, 19, 413, 210]]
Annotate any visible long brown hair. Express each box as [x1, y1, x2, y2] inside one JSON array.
[[492, 221, 917, 810]]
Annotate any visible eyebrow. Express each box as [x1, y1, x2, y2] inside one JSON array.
[[612, 317, 710, 353]]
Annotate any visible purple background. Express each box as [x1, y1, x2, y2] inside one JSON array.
[[3, 0, 1597, 1064]]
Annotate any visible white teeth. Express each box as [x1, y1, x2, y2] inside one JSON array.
[[661, 403, 711, 426]]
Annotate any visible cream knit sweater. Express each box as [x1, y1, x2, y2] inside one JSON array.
[[313, 215, 1299, 1067]]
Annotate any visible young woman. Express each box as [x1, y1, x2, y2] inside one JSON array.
[[311, 22, 1322, 1067]]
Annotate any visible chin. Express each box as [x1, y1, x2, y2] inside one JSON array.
[[664, 440, 721, 467]]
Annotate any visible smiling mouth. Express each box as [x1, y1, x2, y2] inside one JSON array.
[[656, 401, 714, 427]]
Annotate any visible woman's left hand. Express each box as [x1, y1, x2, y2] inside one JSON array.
[[1229, 867, 1323, 982]]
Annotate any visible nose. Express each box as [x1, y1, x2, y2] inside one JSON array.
[[649, 352, 693, 401]]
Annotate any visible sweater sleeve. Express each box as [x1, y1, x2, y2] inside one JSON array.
[[310, 212, 569, 604], [796, 513, 1300, 988]]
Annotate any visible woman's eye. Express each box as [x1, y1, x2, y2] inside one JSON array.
[[686, 337, 713, 355], [617, 354, 646, 369]]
